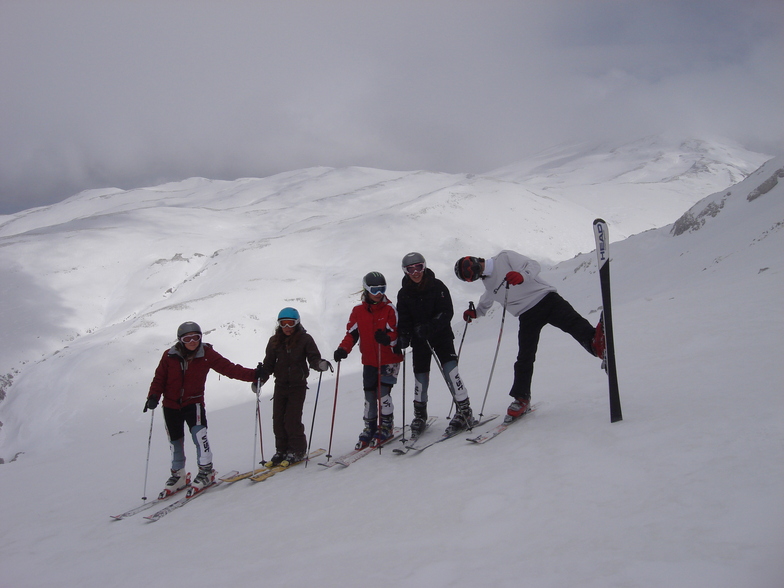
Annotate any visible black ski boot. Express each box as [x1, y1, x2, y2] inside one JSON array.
[[356, 419, 377, 449], [410, 401, 428, 437], [372, 414, 395, 446], [445, 398, 476, 435]]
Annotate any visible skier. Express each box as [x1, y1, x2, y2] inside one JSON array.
[[454, 252, 604, 420], [333, 272, 403, 448], [255, 307, 332, 467], [396, 252, 476, 436], [145, 321, 261, 496]]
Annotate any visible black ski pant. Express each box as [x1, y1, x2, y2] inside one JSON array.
[[271, 384, 307, 456], [510, 292, 595, 400]]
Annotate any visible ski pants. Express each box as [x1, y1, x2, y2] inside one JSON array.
[[511, 292, 595, 400], [362, 363, 399, 420], [410, 338, 468, 404], [163, 403, 212, 470], [271, 384, 308, 455]]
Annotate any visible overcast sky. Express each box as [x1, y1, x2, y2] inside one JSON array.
[[1, 1, 782, 214]]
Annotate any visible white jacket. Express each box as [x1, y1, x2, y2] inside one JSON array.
[[476, 250, 556, 318]]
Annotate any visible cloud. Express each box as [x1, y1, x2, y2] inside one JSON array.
[[1, 0, 781, 213]]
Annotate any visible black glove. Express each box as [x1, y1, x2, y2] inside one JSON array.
[[374, 329, 391, 346], [414, 323, 432, 340], [254, 363, 268, 381], [334, 347, 348, 362], [144, 397, 159, 412], [317, 359, 333, 372], [397, 332, 411, 350]]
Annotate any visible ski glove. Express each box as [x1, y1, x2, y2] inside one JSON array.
[[463, 308, 477, 323], [317, 359, 333, 372], [143, 397, 159, 412], [374, 329, 392, 346], [397, 333, 411, 350], [506, 271, 524, 285], [254, 363, 269, 382], [333, 347, 348, 362]]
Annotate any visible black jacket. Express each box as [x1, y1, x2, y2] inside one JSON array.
[[396, 268, 455, 344]]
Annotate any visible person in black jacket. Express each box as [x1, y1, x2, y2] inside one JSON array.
[[396, 252, 476, 436], [255, 308, 331, 466]]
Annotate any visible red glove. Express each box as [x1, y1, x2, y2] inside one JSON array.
[[463, 308, 477, 322], [506, 271, 524, 285]]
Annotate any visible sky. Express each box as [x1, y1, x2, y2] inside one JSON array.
[[1, 0, 782, 215]]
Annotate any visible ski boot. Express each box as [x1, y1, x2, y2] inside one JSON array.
[[444, 399, 476, 435], [280, 451, 306, 467], [264, 452, 286, 468], [191, 463, 216, 493], [158, 468, 190, 500], [506, 397, 531, 423], [355, 419, 377, 450], [410, 401, 428, 437], [590, 313, 606, 367], [371, 414, 395, 447]]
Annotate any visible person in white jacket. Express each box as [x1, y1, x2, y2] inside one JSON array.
[[454, 251, 604, 420]]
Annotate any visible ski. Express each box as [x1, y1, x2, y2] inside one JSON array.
[[406, 415, 499, 453], [143, 472, 233, 522], [250, 448, 326, 481], [393, 416, 438, 455], [319, 427, 404, 468], [110, 472, 192, 520], [593, 218, 623, 423], [466, 404, 538, 444], [220, 467, 270, 484]]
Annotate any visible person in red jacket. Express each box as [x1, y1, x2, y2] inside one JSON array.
[[145, 321, 260, 496], [333, 272, 403, 449]]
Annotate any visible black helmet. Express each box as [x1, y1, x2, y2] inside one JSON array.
[[454, 257, 484, 282], [362, 271, 387, 295], [177, 321, 202, 338]]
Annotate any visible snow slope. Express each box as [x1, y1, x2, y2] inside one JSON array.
[[0, 140, 781, 587]]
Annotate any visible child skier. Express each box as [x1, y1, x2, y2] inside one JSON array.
[[333, 272, 403, 448], [255, 307, 332, 467], [145, 321, 260, 497]]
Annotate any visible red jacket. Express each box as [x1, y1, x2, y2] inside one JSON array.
[[148, 343, 256, 409], [338, 295, 403, 367]]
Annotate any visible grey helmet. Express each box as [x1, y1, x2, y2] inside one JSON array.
[[401, 251, 426, 271], [177, 321, 202, 338], [362, 271, 387, 295]]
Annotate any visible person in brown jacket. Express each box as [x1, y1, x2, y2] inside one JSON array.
[[256, 308, 331, 467], [145, 321, 259, 496]]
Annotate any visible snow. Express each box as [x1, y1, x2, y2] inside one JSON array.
[[0, 138, 782, 587]]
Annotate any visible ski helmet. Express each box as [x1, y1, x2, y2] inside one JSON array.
[[277, 307, 300, 325], [362, 271, 387, 295], [401, 252, 426, 273], [177, 321, 202, 338], [454, 256, 484, 282]]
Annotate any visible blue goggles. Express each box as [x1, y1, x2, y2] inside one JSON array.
[[366, 285, 386, 296]]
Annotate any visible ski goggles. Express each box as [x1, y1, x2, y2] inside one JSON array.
[[404, 262, 425, 275], [180, 334, 201, 343], [365, 284, 386, 296], [278, 318, 299, 328]]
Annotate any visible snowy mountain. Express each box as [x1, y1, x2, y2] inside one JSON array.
[[0, 140, 781, 587]]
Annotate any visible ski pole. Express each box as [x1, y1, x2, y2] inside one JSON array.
[[425, 339, 460, 422], [142, 407, 155, 501], [400, 349, 407, 443], [478, 283, 510, 417], [376, 343, 383, 453], [305, 370, 325, 468], [456, 301, 474, 361], [325, 361, 341, 460], [252, 378, 262, 473]]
